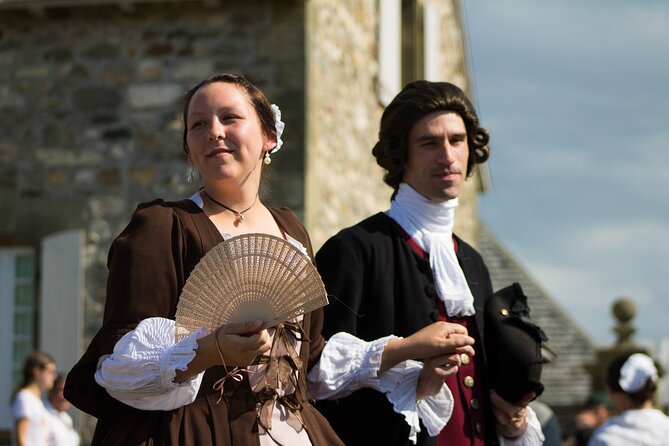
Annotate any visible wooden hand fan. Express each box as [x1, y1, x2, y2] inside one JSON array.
[[175, 233, 328, 340]]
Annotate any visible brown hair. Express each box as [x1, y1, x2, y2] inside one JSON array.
[[11, 351, 55, 402], [372, 80, 490, 190], [182, 73, 277, 155]]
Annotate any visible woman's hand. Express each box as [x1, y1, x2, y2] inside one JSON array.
[[490, 390, 534, 439], [380, 321, 474, 374], [214, 320, 272, 367], [174, 320, 272, 382], [416, 353, 461, 400]]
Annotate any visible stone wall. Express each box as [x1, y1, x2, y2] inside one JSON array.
[[304, 0, 385, 249], [305, 0, 482, 249]]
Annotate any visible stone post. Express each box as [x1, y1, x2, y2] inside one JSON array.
[[586, 297, 649, 395]]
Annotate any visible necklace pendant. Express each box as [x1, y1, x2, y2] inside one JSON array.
[[201, 190, 257, 224]]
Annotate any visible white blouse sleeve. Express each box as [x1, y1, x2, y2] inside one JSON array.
[[306, 332, 453, 444], [497, 405, 545, 446], [94, 317, 207, 411]]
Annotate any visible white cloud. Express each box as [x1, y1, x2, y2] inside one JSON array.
[[573, 221, 669, 256], [528, 260, 658, 345]]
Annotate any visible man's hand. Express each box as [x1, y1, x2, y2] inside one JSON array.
[[490, 390, 534, 439], [416, 354, 461, 400]]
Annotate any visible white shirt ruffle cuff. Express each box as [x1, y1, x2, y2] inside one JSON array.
[[386, 360, 453, 443], [415, 378, 454, 436], [95, 317, 206, 410]]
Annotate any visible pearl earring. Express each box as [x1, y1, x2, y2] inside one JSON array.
[[263, 152, 272, 165], [187, 166, 196, 183]]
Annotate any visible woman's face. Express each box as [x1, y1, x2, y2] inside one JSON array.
[[35, 362, 57, 391], [185, 82, 274, 188]]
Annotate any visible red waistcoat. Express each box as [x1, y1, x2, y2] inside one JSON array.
[[405, 235, 488, 446]]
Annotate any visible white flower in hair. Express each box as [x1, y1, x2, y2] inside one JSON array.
[[270, 104, 285, 153]]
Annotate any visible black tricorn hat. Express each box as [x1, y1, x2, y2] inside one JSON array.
[[484, 282, 548, 405]]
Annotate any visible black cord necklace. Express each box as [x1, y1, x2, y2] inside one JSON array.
[[202, 190, 258, 224]]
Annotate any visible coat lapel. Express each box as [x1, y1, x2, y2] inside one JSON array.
[[455, 237, 486, 345]]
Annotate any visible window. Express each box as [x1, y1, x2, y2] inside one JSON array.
[[0, 247, 37, 430], [11, 252, 36, 384]]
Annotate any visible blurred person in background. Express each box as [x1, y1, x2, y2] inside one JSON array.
[[565, 392, 611, 446], [45, 374, 80, 446], [527, 400, 561, 446], [588, 352, 669, 446], [11, 351, 57, 446]]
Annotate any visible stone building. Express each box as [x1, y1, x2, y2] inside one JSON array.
[[0, 0, 592, 442]]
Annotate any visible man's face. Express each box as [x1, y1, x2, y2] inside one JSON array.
[[402, 111, 469, 201]]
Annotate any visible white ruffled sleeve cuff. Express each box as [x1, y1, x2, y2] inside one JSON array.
[[95, 317, 207, 411], [384, 360, 453, 444], [416, 378, 454, 436], [307, 331, 398, 399], [498, 405, 545, 446]]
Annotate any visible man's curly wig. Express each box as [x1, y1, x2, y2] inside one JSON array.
[[372, 80, 490, 190]]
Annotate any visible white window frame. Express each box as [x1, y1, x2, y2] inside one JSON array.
[[378, 0, 402, 106], [423, 0, 441, 81]]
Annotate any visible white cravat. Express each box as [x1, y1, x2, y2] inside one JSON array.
[[387, 183, 475, 317]]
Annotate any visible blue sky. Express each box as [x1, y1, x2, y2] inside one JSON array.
[[463, 1, 669, 345]]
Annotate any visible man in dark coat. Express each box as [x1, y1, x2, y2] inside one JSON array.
[[315, 81, 544, 446]]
